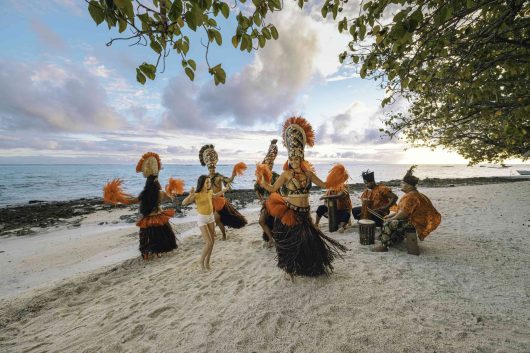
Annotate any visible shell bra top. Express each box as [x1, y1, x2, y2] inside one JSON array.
[[285, 170, 312, 196], [210, 172, 231, 193]]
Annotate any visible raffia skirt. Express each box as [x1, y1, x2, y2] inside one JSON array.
[[213, 196, 248, 229], [266, 194, 347, 277], [137, 210, 178, 255]]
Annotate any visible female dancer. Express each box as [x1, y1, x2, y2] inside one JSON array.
[[182, 175, 228, 270], [103, 152, 184, 260], [258, 117, 348, 278], [199, 144, 248, 240]]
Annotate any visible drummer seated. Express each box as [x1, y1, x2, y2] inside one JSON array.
[[352, 171, 398, 227], [372, 167, 441, 255], [315, 190, 352, 233]]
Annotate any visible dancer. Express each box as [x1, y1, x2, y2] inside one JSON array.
[[199, 144, 248, 240], [254, 139, 283, 246], [372, 166, 441, 255], [182, 175, 228, 270], [103, 152, 184, 260], [258, 117, 348, 278]]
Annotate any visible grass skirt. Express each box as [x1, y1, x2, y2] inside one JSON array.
[[217, 200, 248, 229], [139, 223, 177, 255], [272, 209, 347, 277]]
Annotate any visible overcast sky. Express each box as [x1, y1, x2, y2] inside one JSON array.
[[0, 0, 505, 165]]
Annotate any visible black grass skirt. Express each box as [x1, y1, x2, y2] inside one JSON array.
[[139, 223, 177, 255], [272, 210, 347, 277], [218, 200, 248, 229]]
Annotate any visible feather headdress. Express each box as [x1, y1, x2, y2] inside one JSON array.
[[136, 152, 162, 177], [282, 116, 314, 161]]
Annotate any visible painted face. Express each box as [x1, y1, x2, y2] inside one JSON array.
[[365, 181, 376, 189], [400, 181, 413, 192], [289, 157, 301, 169]]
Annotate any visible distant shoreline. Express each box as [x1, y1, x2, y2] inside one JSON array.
[[1, 176, 528, 237]]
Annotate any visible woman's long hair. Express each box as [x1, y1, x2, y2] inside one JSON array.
[[139, 175, 161, 216], [196, 175, 209, 193]]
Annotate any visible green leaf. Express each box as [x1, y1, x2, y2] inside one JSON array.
[[188, 59, 196, 70], [270, 26, 278, 40], [185, 67, 195, 81], [220, 3, 230, 19], [88, 1, 105, 25], [181, 41, 189, 54], [214, 30, 222, 45], [150, 40, 162, 54], [359, 23, 366, 40], [231, 35, 239, 48], [262, 27, 271, 39], [115, 0, 134, 19], [240, 36, 248, 51], [270, 0, 281, 10], [258, 35, 265, 48], [118, 18, 127, 33], [139, 63, 156, 80], [321, 5, 328, 18], [253, 13, 262, 26], [169, 0, 183, 21], [136, 68, 147, 84]]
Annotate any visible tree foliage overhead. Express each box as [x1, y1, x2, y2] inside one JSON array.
[[86, 0, 281, 85], [323, 0, 530, 164], [85, 0, 530, 164]]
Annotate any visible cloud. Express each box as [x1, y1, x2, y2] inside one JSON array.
[[162, 1, 350, 130], [0, 60, 126, 132]]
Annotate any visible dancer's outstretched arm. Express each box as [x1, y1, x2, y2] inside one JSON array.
[[182, 187, 196, 206], [259, 171, 288, 193], [308, 171, 326, 189]]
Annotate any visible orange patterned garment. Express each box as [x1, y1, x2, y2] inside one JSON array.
[[136, 209, 175, 228], [360, 184, 394, 209], [398, 191, 441, 240]]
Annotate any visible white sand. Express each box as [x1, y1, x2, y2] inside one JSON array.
[[1, 182, 529, 353]]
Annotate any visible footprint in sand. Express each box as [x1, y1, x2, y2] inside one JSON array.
[[147, 305, 174, 319]]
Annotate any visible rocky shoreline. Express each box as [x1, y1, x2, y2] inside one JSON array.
[[1, 176, 527, 237]]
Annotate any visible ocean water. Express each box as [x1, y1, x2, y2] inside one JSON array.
[[0, 163, 528, 206]]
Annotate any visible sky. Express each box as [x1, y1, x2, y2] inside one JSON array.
[[0, 0, 512, 165]]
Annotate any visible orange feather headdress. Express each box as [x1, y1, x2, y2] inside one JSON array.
[[136, 152, 162, 177], [282, 116, 315, 161]]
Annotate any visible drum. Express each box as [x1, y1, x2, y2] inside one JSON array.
[[358, 219, 375, 245], [326, 197, 339, 233], [361, 198, 373, 220]]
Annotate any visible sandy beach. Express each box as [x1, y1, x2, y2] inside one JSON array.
[[1, 181, 529, 352]]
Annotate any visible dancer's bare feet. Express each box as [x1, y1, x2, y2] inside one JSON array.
[[142, 253, 149, 261]]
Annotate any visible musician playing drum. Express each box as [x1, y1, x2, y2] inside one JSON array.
[[352, 170, 398, 226], [372, 166, 441, 255], [315, 188, 352, 233]]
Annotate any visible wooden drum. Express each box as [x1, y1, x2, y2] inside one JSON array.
[[326, 197, 339, 233], [358, 219, 375, 245], [361, 198, 373, 220]]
